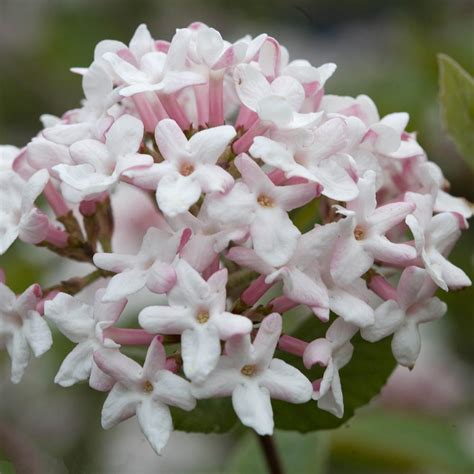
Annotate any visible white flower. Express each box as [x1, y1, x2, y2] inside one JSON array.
[[405, 192, 471, 291], [130, 118, 236, 216], [303, 318, 358, 418], [234, 64, 321, 129], [94, 227, 183, 302], [0, 145, 19, 172], [0, 169, 49, 254], [0, 283, 52, 383], [94, 337, 196, 454], [44, 290, 127, 389], [54, 114, 152, 202], [361, 266, 447, 368], [139, 260, 252, 383], [191, 313, 313, 435], [206, 154, 316, 267]]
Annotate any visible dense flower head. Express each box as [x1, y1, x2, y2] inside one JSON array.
[[0, 22, 471, 454]]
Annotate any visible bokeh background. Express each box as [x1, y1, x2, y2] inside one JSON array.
[[0, 0, 473, 472]]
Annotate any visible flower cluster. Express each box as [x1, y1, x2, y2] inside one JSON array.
[[0, 23, 471, 454]]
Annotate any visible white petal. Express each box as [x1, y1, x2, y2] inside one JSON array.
[[232, 382, 274, 435], [181, 327, 222, 383], [102, 270, 148, 301], [189, 125, 236, 165], [153, 370, 196, 411], [6, 331, 30, 384], [106, 114, 144, 157], [261, 358, 313, 403], [102, 384, 140, 429], [156, 173, 201, 217], [23, 311, 52, 357], [136, 398, 173, 455], [360, 300, 405, 342], [392, 321, 421, 368], [55, 340, 95, 386]]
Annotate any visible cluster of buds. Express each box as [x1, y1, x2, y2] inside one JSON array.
[[0, 23, 471, 454]]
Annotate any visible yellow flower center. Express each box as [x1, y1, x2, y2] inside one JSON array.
[[180, 163, 195, 176], [143, 380, 154, 393], [354, 225, 365, 240], [196, 310, 210, 324], [240, 364, 257, 376], [257, 195, 274, 208]]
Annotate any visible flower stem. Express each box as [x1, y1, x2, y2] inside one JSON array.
[[257, 435, 284, 474]]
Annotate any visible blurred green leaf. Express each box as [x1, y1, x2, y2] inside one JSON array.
[[225, 430, 329, 474], [0, 460, 15, 474], [438, 53, 474, 166], [273, 317, 396, 432], [329, 410, 474, 473], [171, 398, 238, 434]]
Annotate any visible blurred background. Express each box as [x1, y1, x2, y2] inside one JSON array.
[[0, 0, 473, 472]]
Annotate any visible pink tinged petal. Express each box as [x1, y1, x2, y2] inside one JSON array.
[[363, 236, 416, 266], [101, 384, 140, 429], [360, 300, 405, 342], [154, 119, 189, 164], [317, 367, 344, 418], [181, 326, 222, 383], [54, 340, 95, 386], [152, 370, 196, 410], [392, 321, 421, 368], [435, 191, 472, 219], [234, 64, 271, 111], [27, 138, 72, 170], [6, 332, 30, 384], [368, 202, 416, 235], [303, 338, 332, 369], [139, 306, 194, 334], [429, 212, 462, 255], [93, 252, 139, 273], [21, 169, 49, 212], [253, 313, 282, 369], [146, 262, 177, 294], [18, 209, 49, 244], [179, 233, 218, 273], [93, 290, 127, 323], [189, 125, 237, 165], [270, 76, 305, 111], [136, 398, 173, 455], [160, 70, 206, 94], [227, 246, 275, 275], [23, 311, 52, 357], [93, 349, 143, 389], [168, 259, 211, 306], [193, 165, 234, 194], [129, 23, 154, 57], [346, 170, 377, 219], [251, 208, 300, 267], [331, 218, 373, 285], [0, 283, 16, 310], [279, 267, 329, 315], [15, 283, 42, 316], [275, 182, 318, 212], [44, 293, 94, 343], [89, 362, 115, 392], [143, 337, 167, 377], [69, 139, 110, 171], [257, 95, 293, 126], [262, 358, 313, 403], [156, 173, 201, 217], [426, 249, 471, 290], [412, 297, 447, 324], [328, 288, 374, 328], [225, 334, 254, 367], [232, 383, 274, 435], [249, 137, 296, 173], [106, 115, 144, 157], [396, 266, 429, 310], [104, 52, 148, 84], [191, 358, 237, 398], [213, 312, 253, 340], [82, 61, 113, 103], [101, 270, 144, 303], [307, 159, 358, 202]]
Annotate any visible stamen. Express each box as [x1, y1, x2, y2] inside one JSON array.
[[354, 225, 365, 240], [240, 364, 256, 376], [196, 310, 209, 324], [143, 380, 154, 393], [257, 195, 274, 208], [180, 163, 195, 176]]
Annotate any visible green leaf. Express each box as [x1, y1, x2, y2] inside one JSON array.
[[225, 430, 329, 474], [438, 53, 474, 166], [171, 398, 238, 434], [0, 461, 15, 474], [329, 410, 474, 473], [273, 317, 396, 432]]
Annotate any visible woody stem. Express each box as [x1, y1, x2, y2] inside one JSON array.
[[257, 434, 284, 474]]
